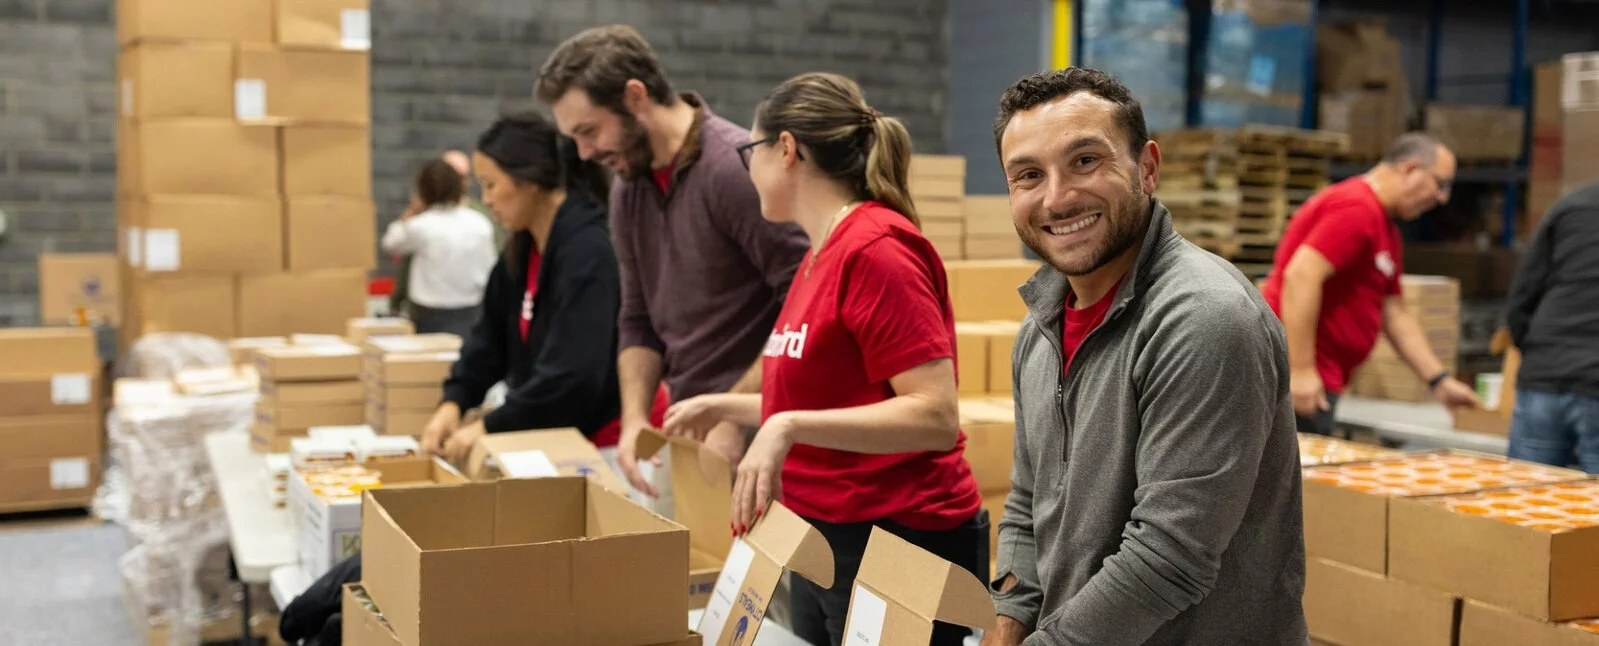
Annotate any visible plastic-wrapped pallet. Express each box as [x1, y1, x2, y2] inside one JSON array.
[[1201, 0, 1312, 127], [1080, 0, 1189, 133]]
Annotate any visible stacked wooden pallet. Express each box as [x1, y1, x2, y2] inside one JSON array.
[[1155, 126, 1347, 275]]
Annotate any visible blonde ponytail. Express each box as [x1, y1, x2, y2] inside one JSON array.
[[864, 115, 919, 228]]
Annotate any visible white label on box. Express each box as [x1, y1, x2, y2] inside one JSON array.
[[121, 79, 133, 117], [340, 9, 372, 50], [51, 373, 91, 405], [235, 79, 267, 120], [143, 229, 180, 271], [303, 345, 357, 357], [497, 450, 559, 478], [377, 338, 424, 353], [842, 585, 889, 646], [50, 458, 90, 490], [127, 227, 142, 267], [698, 538, 758, 645], [429, 351, 460, 362]]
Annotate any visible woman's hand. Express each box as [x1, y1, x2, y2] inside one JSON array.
[[663, 394, 731, 440], [442, 420, 487, 464], [421, 403, 462, 456], [732, 413, 797, 536]]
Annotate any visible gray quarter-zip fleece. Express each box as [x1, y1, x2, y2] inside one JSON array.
[[994, 199, 1307, 645]]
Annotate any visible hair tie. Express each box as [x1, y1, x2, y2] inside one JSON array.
[[859, 107, 882, 125]]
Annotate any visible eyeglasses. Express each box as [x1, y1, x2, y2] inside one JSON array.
[[736, 136, 803, 169], [1430, 171, 1454, 194]]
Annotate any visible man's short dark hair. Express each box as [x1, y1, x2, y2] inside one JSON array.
[[993, 67, 1148, 160], [536, 25, 677, 112], [1382, 132, 1445, 167]]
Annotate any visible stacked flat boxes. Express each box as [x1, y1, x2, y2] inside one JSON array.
[[961, 196, 1020, 260], [1562, 52, 1599, 193], [0, 329, 104, 513], [363, 334, 463, 436], [117, 0, 374, 348], [252, 344, 365, 452], [911, 155, 968, 261], [1346, 276, 1460, 403]]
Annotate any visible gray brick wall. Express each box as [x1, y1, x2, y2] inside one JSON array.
[[0, 0, 950, 325]]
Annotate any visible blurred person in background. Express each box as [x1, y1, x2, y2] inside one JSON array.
[[380, 159, 497, 337], [537, 25, 809, 510], [1262, 133, 1481, 436], [664, 72, 986, 646], [420, 112, 667, 464], [389, 150, 500, 316], [1505, 182, 1599, 471], [984, 68, 1304, 645]]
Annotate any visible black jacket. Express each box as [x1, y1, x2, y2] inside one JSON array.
[[441, 192, 623, 436], [1507, 182, 1599, 398]]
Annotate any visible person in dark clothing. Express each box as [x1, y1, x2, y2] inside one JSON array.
[[279, 551, 361, 646], [1506, 182, 1599, 472], [422, 111, 666, 462]]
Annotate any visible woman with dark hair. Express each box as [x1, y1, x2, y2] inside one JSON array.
[[664, 73, 985, 645], [380, 159, 497, 336], [422, 111, 666, 464]]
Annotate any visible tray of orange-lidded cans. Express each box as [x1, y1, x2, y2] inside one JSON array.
[[1301, 451, 1581, 496], [1430, 480, 1599, 532], [1297, 433, 1404, 467]]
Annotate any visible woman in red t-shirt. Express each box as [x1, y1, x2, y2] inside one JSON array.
[[665, 73, 985, 646]]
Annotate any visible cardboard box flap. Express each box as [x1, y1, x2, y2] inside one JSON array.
[[745, 501, 835, 588], [465, 428, 627, 492], [637, 428, 734, 558], [854, 527, 997, 631], [364, 333, 462, 355], [365, 482, 498, 550]]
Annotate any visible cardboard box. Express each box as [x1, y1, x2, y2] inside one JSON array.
[[1460, 600, 1599, 646], [0, 415, 102, 462], [368, 384, 441, 411], [291, 455, 467, 579], [1304, 558, 1458, 646], [0, 328, 99, 377], [118, 120, 280, 197], [911, 154, 966, 179], [465, 428, 627, 493], [1298, 433, 1403, 467], [963, 195, 1014, 236], [254, 344, 362, 382], [1388, 480, 1599, 621], [280, 125, 372, 198], [117, 0, 273, 45], [347, 318, 413, 342], [0, 374, 102, 418], [1567, 52, 1599, 109], [364, 402, 430, 437], [635, 428, 733, 609], [909, 176, 964, 200], [121, 196, 285, 274], [235, 47, 370, 124], [341, 584, 705, 646], [38, 253, 120, 325], [980, 491, 1007, 556], [237, 270, 369, 337], [1302, 451, 1585, 574], [174, 365, 259, 396], [252, 420, 307, 453], [365, 352, 457, 386], [841, 527, 996, 644], [955, 322, 1002, 395], [964, 235, 1021, 260], [0, 454, 102, 514], [959, 397, 1014, 494], [1315, 19, 1404, 93], [228, 337, 289, 365], [274, 0, 371, 51], [285, 196, 376, 271], [118, 42, 234, 120], [361, 477, 689, 646], [258, 401, 365, 430], [696, 502, 834, 646], [1425, 104, 1527, 162], [123, 274, 238, 341], [1564, 108, 1599, 191], [919, 198, 963, 220], [261, 380, 364, 407], [362, 334, 462, 356], [946, 260, 1041, 322], [1321, 90, 1407, 160]]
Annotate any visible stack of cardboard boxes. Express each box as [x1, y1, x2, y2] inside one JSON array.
[[1302, 450, 1598, 645], [911, 155, 968, 260], [252, 343, 365, 452], [1316, 18, 1410, 161], [962, 196, 1020, 260], [116, 0, 373, 348], [0, 329, 103, 513], [1423, 104, 1526, 164], [945, 259, 1041, 324], [1346, 276, 1460, 403], [362, 334, 462, 436], [1562, 53, 1599, 194]]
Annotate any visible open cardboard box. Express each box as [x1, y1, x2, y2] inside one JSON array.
[[841, 527, 995, 645], [1455, 330, 1520, 437], [1459, 599, 1599, 646], [342, 583, 705, 646], [1389, 482, 1599, 621], [464, 427, 627, 493], [361, 477, 689, 646], [635, 427, 736, 608], [1304, 557, 1458, 646], [290, 455, 467, 580], [696, 501, 833, 646]]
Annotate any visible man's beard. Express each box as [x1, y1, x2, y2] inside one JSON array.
[[612, 113, 655, 181], [1022, 188, 1151, 277]]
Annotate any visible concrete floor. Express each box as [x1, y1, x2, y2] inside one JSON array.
[[0, 517, 141, 645]]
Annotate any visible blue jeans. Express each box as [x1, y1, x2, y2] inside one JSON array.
[[1509, 388, 1599, 473]]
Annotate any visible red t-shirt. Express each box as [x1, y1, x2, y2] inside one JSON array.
[[652, 165, 673, 195], [1062, 279, 1122, 376], [762, 202, 982, 531], [1262, 178, 1403, 394]]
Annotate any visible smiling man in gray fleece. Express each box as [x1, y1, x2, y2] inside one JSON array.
[[981, 68, 1307, 645]]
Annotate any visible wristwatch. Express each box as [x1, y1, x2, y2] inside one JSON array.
[[1426, 371, 1450, 391]]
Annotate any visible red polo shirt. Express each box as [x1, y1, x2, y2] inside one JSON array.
[[1263, 178, 1403, 394], [762, 202, 981, 531]]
